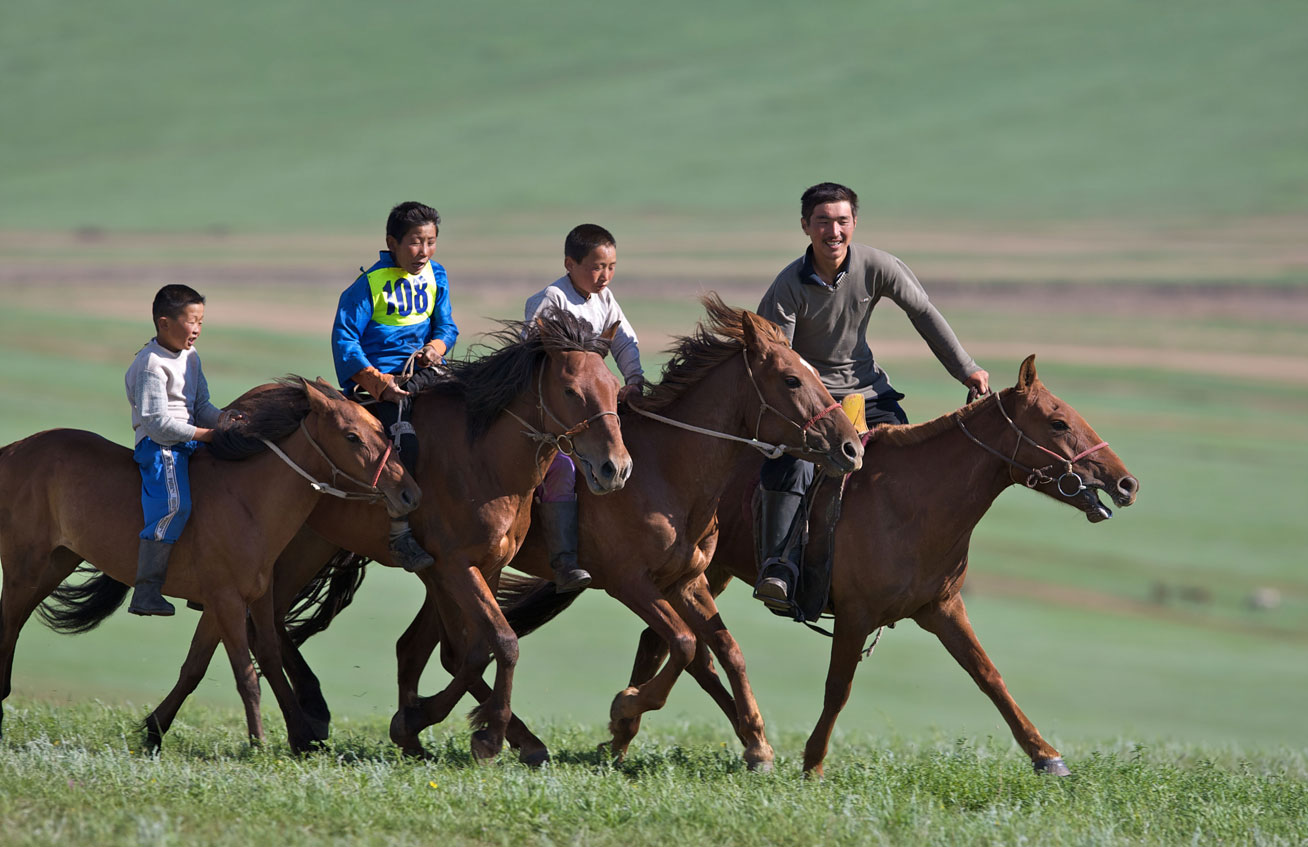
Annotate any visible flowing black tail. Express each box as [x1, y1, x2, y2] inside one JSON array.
[[282, 549, 370, 648], [495, 572, 583, 637], [37, 565, 130, 634]]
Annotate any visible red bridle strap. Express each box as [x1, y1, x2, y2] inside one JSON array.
[[370, 440, 393, 489], [802, 402, 842, 433]]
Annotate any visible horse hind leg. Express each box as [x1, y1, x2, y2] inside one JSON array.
[[143, 610, 224, 752], [0, 545, 84, 738], [913, 594, 1068, 776]]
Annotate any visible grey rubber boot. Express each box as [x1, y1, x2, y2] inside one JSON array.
[[389, 520, 435, 572], [752, 490, 804, 611], [128, 539, 177, 616], [539, 499, 591, 593]]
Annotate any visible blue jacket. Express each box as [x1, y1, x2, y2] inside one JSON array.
[[331, 251, 459, 389]]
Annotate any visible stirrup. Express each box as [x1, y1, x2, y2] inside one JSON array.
[[390, 531, 434, 572], [752, 558, 797, 612], [551, 564, 592, 593]]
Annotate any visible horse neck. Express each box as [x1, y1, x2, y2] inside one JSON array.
[[248, 419, 352, 544], [631, 353, 764, 494], [420, 387, 557, 494], [877, 396, 1021, 531]]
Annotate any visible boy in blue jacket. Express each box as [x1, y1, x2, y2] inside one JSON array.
[[331, 201, 458, 571]]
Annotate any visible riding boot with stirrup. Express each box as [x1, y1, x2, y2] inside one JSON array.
[[753, 490, 804, 612], [128, 538, 176, 616], [389, 520, 434, 572], [540, 499, 591, 593]]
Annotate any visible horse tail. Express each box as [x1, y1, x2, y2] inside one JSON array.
[[282, 549, 370, 648], [495, 572, 582, 638], [37, 565, 130, 634]]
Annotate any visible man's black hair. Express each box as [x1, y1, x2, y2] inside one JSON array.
[[564, 223, 616, 263], [801, 183, 860, 221], [386, 201, 441, 242], [152, 284, 205, 325]]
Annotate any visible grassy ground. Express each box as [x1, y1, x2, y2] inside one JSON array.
[[2, 702, 1305, 847]]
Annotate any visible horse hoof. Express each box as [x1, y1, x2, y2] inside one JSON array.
[[803, 763, 825, 780], [747, 758, 775, 774], [305, 716, 331, 743], [470, 729, 500, 764], [1034, 756, 1071, 776], [389, 708, 427, 757], [519, 747, 551, 768], [609, 686, 639, 722]]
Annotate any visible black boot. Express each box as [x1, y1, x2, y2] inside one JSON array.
[[389, 521, 434, 572], [129, 539, 176, 616], [752, 490, 804, 612], [539, 499, 591, 593]]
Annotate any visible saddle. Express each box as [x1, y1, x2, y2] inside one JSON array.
[[751, 468, 849, 625]]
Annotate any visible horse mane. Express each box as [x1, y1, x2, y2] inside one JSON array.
[[428, 306, 613, 441], [865, 386, 1016, 447], [209, 376, 338, 460], [634, 293, 789, 414]]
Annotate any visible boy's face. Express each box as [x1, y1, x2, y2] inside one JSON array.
[[801, 200, 857, 269], [564, 243, 617, 298], [386, 222, 439, 276], [156, 303, 204, 353]]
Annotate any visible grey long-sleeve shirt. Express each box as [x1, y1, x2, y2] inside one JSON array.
[[124, 339, 223, 446], [524, 276, 644, 386], [757, 243, 979, 401]]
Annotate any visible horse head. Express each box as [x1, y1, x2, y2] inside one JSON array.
[[738, 306, 864, 476], [534, 318, 633, 495], [1004, 355, 1139, 522], [300, 377, 423, 518]]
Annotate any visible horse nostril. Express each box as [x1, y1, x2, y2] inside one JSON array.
[[601, 460, 616, 481], [842, 441, 860, 461], [1119, 476, 1139, 496]]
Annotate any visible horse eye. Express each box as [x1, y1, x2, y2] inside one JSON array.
[[1051, 420, 1069, 433], [564, 387, 580, 398], [345, 432, 362, 443], [784, 376, 801, 389]]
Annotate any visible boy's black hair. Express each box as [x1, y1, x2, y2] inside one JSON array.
[[800, 182, 859, 221], [564, 224, 616, 263], [152, 284, 205, 325], [386, 201, 441, 242]]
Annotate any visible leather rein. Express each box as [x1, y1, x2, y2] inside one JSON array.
[[627, 348, 841, 460], [260, 420, 392, 503], [503, 362, 620, 460], [954, 391, 1108, 497]]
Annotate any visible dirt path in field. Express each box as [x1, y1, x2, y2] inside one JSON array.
[[2, 222, 1305, 384]]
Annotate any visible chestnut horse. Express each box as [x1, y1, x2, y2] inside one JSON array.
[[615, 355, 1139, 776], [51, 309, 632, 760], [3, 378, 418, 751], [294, 295, 865, 769]]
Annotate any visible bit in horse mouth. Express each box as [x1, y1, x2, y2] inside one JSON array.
[[1081, 487, 1114, 523]]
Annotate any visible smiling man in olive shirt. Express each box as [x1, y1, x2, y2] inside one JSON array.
[[752, 182, 990, 612]]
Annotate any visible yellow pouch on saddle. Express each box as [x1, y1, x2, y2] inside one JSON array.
[[841, 394, 869, 434]]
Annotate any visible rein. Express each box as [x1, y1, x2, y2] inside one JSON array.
[[259, 420, 390, 503], [954, 392, 1108, 496], [626, 348, 841, 460], [504, 362, 619, 460]]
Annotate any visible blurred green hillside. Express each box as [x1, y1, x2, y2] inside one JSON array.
[[1, 0, 1305, 231]]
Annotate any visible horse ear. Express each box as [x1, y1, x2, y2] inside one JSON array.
[[740, 309, 764, 351], [1016, 355, 1038, 390], [601, 321, 620, 342], [299, 376, 328, 411]]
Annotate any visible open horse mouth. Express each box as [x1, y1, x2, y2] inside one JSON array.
[[576, 453, 632, 495]]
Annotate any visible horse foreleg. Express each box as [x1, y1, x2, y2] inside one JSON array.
[[143, 610, 224, 751], [676, 577, 773, 771], [604, 579, 697, 762], [395, 578, 442, 708], [278, 628, 330, 742], [913, 593, 1068, 775], [209, 593, 265, 747], [247, 589, 319, 755], [801, 615, 869, 778]]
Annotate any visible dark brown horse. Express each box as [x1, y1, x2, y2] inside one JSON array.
[[616, 355, 1139, 776], [3, 378, 418, 751], [63, 309, 632, 760], [364, 295, 865, 768]]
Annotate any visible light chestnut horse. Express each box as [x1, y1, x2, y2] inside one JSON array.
[[616, 355, 1140, 776], [6, 378, 418, 752]]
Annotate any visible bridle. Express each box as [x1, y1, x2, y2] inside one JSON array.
[[954, 391, 1108, 497], [504, 361, 620, 460], [627, 348, 841, 460], [260, 420, 393, 503]]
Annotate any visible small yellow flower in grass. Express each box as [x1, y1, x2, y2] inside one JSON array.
[[429, 781, 439, 789]]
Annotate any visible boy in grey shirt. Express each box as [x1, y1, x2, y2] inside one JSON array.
[[753, 182, 990, 611]]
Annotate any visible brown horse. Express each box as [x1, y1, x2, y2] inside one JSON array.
[[63, 309, 632, 761], [616, 355, 1139, 776], [352, 295, 866, 769], [3, 378, 418, 751]]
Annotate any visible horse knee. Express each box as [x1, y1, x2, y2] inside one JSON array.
[[489, 631, 519, 666], [665, 632, 696, 669]]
